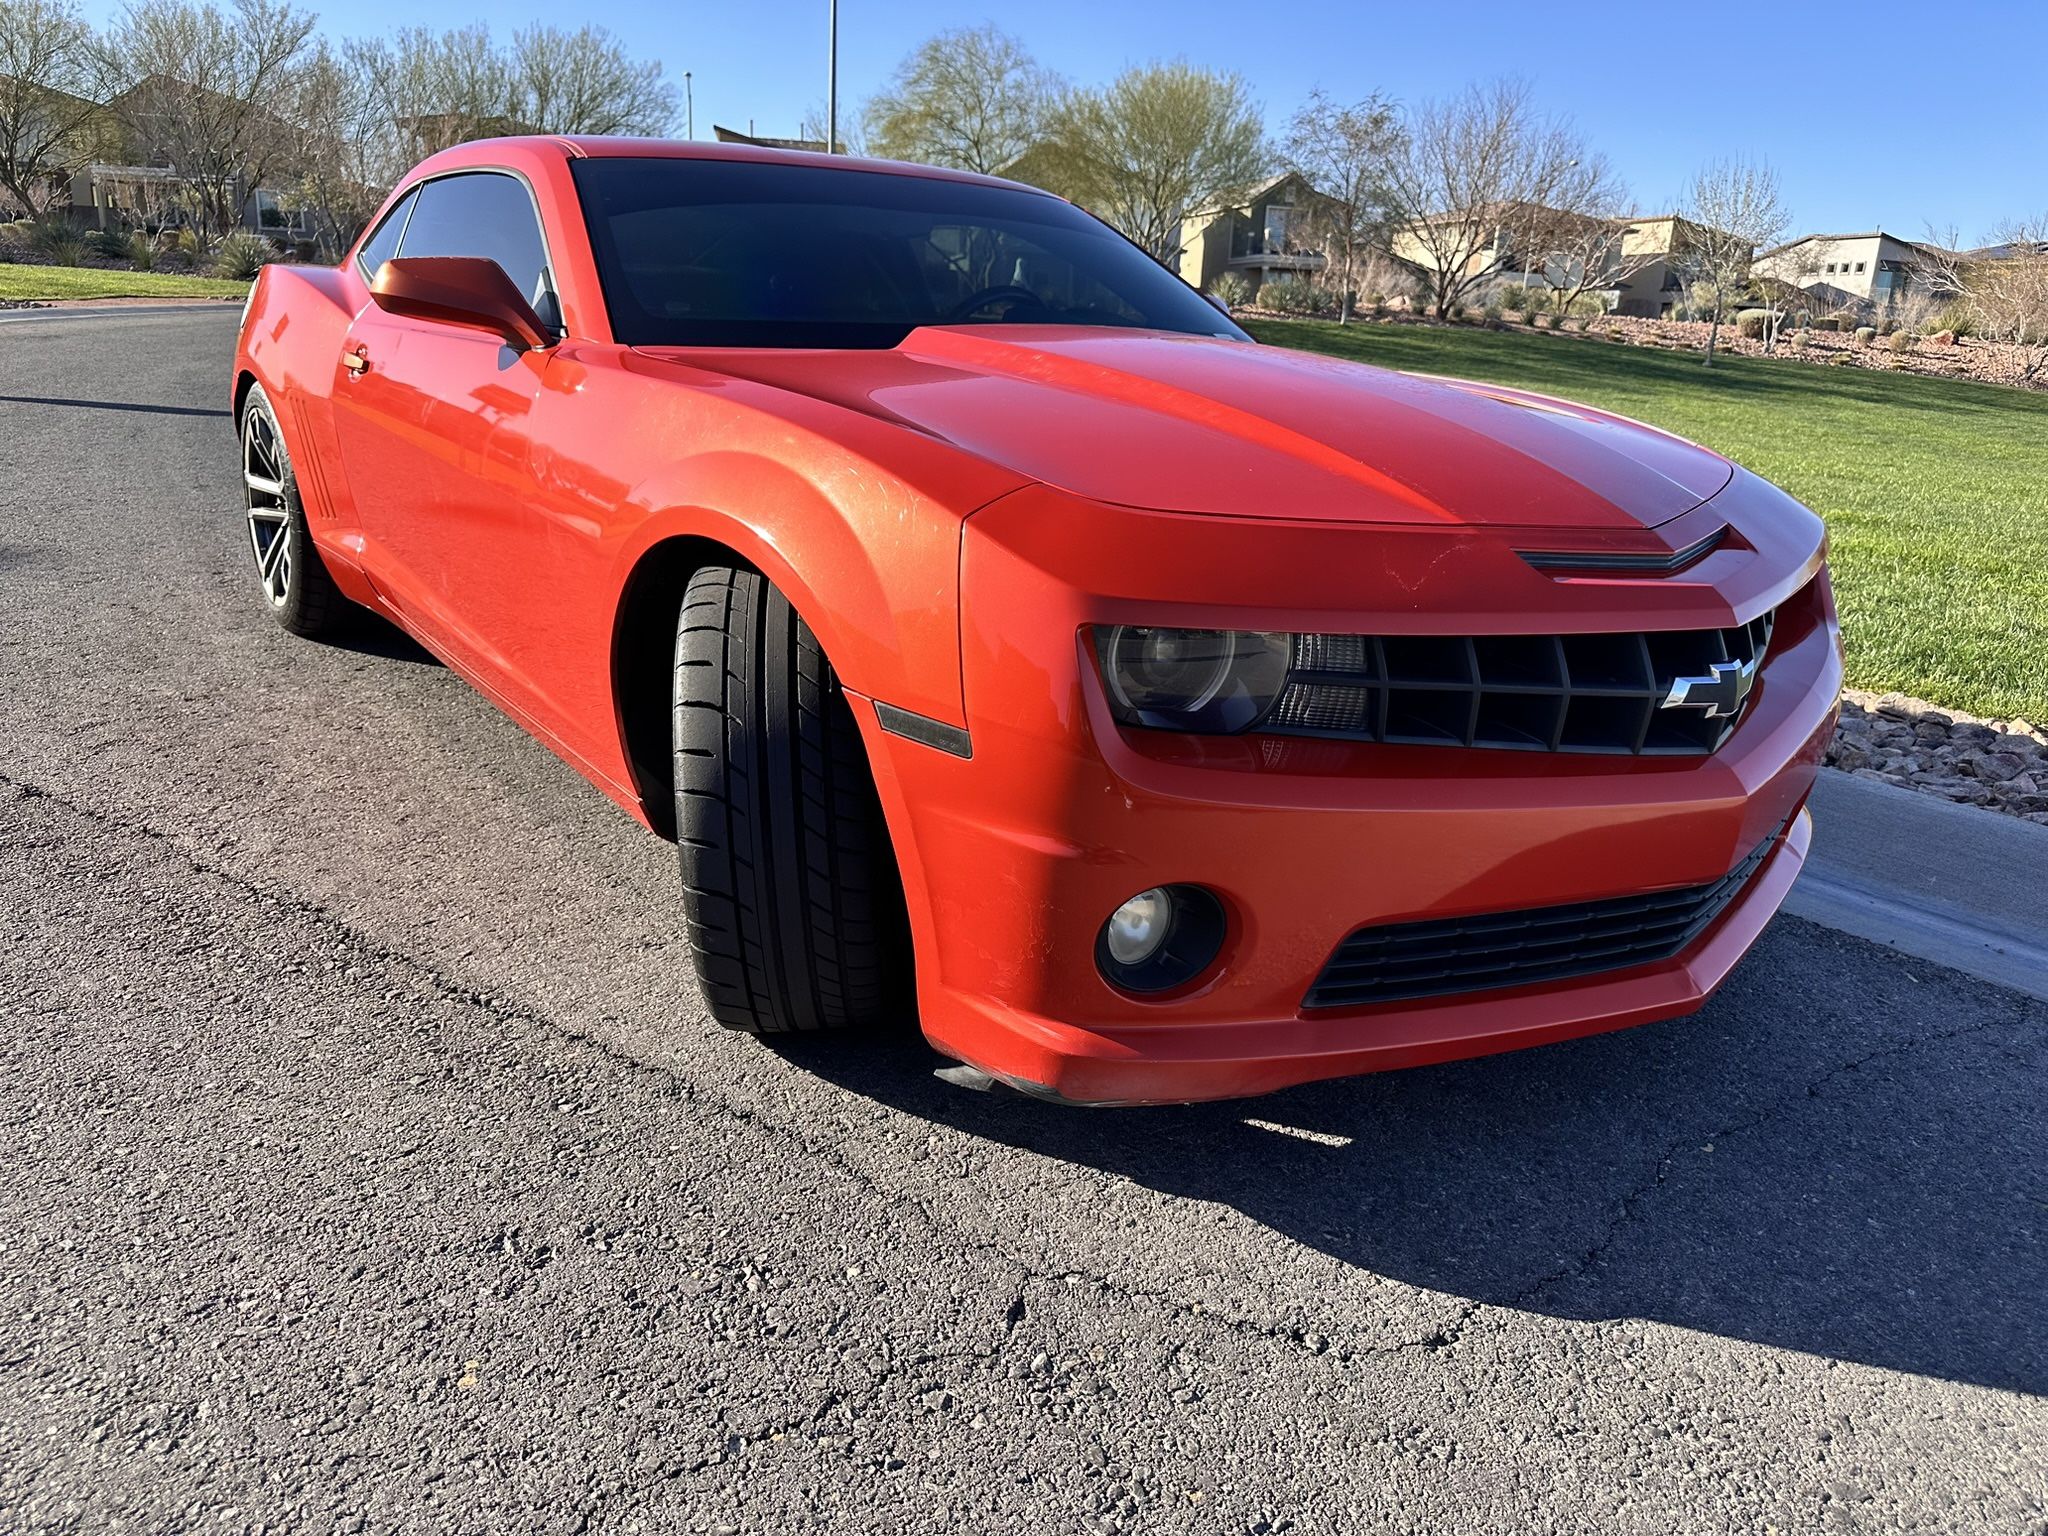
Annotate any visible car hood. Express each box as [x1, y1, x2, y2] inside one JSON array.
[[637, 326, 1733, 530]]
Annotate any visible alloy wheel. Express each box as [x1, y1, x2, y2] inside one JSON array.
[[243, 407, 292, 608]]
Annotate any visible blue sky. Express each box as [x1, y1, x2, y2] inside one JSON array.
[[92, 0, 2043, 238]]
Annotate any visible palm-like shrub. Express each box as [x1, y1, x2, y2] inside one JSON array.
[[1257, 277, 1329, 316], [214, 231, 274, 280], [1209, 272, 1253, 310], [29, 219, 88, 266]]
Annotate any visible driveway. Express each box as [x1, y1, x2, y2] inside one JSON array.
[[1, 309, 2042, 1534]]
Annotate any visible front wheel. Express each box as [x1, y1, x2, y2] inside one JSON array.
[[240, 382, 344, 637], [672, 566, 912, 1033]]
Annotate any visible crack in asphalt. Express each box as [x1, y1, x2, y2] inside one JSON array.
[[2, 767, 2032, 1383], [1410, 993, 2041, 1356]]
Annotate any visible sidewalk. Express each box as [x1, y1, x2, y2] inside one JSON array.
[[1792, 769, 2048, 1001]]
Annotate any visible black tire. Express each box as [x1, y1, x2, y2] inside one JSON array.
[[240, 383, 344, 638], [673, 566, 912, 1033]]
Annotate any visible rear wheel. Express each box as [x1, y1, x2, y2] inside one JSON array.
[[673, 566, 912, 1033], [240, 383, 343, 637]]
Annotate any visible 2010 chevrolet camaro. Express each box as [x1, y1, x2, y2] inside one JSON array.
[[232, 136, 1842, 1105]]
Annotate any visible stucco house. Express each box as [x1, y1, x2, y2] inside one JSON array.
[[1600, 216, 1746, 317], [1751, 231, 1940, 315], [1383, 206, 1742, 317], [1177, 172, 1325, 296]]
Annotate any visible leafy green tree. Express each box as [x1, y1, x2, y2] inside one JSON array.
[[1050, 62, 1266, 263], [863, 24, 1052, 174]]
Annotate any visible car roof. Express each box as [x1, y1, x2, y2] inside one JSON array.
[[416, 134, 1053, 199]]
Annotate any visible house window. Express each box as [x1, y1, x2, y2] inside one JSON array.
[[1824, 262, 1836, 273], [1854, 261, 1866, 273], [1264, 204, 1292, 253]]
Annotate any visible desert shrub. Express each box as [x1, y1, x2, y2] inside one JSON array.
[[1481, 298, 1502, 323], [1253, 276, 1313, 314], [29, 219, 87, 266], [214, 230, 274, 281], [1209, 271, 1252, 309], [126, 230, 157, 270], [1449, 302, 1466, 320], [1877, 316, 1898, 336], [1887, 330, 1919, 353], [1733, 308, 1771, 339], [1809, 316, 1837, 332], [1572, 314, 1593, 332], [1826, 352, 1855, 365], [1853, 325, 1877, 345], [1936, 300, 1976, 338], [86, 227, 131, 260]]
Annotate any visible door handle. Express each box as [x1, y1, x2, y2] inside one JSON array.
[[342, 346, 369, 374]]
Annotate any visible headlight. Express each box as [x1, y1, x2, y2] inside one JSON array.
[[1095, 625, 1291, 734]]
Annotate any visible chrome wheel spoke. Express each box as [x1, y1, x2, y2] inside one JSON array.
[[245, 472, 283, 501]]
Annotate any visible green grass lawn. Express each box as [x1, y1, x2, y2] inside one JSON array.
[[1246, 318, 2047, 723], [0, 262, 248, 302]]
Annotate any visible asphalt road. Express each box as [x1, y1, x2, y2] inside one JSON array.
[[1, 308, 2043, 1535]]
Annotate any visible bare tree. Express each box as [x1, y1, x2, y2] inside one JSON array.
[[1281, 87, 1395, 323], [107, 0, 316, 235], [1677, 156, 1789, 365], [1508, 154, 1650, 316], [377, 25, 518, 168], [1380, 79, 1602, 320], [1048, 62, 1266, 263], [0, 0, 119, 215], [274, 36, 383, 254], [863, 24, 1052, 174], [1916, 216, 2048, 379], [512, 24, 674, 138]]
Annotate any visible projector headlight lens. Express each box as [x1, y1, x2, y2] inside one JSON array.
[[1096, 626, 1291, 734]]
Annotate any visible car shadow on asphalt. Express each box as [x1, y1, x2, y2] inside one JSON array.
[[323, 611, 442, 667], [0, 393, 231, 418], [764, 918, 2046, 1397]]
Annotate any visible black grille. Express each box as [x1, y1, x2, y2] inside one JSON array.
[[1266, 612, 1774, 756], [1302, 822, 1786, 1011]]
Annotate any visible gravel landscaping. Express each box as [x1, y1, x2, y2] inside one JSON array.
[[1829, 690, 2048, 825], [1244, 306, 2048, 394]]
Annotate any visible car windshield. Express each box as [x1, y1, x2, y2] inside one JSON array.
[[571, 156, 1249, 350]]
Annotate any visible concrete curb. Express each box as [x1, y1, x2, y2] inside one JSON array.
[[1791, 769, 2048, 1001]]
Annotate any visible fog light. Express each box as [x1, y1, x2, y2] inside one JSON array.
[[1105, 888, 1171, 966], [1096, 884, 1227, 995]]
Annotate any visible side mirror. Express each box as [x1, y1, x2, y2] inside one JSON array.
[[369, 256, 554, 350], [1204, 291, 1232, 317]]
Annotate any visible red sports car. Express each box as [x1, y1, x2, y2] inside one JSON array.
[[231, 136, 1841, 1105]]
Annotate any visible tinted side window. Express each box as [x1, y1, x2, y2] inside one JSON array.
[[398, 172, 553, 314], [355, 187, 415, 278]]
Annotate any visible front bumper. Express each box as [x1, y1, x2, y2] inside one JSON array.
[[858, 476, 1842, 1106]]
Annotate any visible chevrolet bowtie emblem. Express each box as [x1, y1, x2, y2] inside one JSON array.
[[1661, 656, 1759, 719]]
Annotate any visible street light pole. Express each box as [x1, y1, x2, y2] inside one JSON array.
[[827, 0, 838, 153], [684, 71, 693, 139]]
